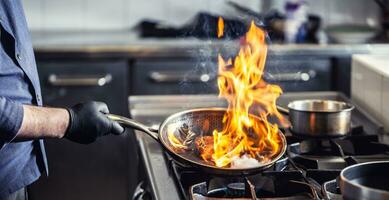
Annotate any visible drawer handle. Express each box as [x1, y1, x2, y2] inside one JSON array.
[[265, 70, 316, 82], [149, 71, 211, 83], [48, 74, 112, 86]]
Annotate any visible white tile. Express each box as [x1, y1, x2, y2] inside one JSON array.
[[22, 0, 44, 30], [208, 0, 261, 17], [351, 0, 375, 25], [41, 0, 85, 30], [351, 59, 364, 105], [327, 0, 378, 26], [122, 0, 130, 28], [164, 0, 209, 27], [126, 0, 261, 28], [328, 0, 352, 25], [267, 0, 285, 13], [306, 0, 330, 27], [363, 67, 383, 121], [85, 0, 127, 30], [127, 0, 169, 28], [382, 77, 389, 131], [22, 0, 381, 32]]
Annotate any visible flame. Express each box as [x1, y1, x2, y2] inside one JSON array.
[[207, 20, 284, 167], [217, 17, 224, 38], [166, 19, 284, 168]]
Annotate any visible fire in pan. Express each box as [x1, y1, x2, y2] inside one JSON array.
[[108, 108, 286, 176]]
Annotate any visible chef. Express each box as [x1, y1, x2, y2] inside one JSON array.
[[0, 0, 124, 200]]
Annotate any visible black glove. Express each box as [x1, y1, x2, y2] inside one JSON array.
[[65, 101, 124, 144]]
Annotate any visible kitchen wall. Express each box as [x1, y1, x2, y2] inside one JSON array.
[[22, 0, 379, 31], [265, 0, 380, 27], [22, 0, 261, 31]]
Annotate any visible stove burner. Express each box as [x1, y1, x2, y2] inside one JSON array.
[[287, 134, 389, 170], [190, 173, 319, 200], [168, 156, 290, 199]]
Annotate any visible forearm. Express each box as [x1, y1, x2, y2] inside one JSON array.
[[16, 105, 69, 140]]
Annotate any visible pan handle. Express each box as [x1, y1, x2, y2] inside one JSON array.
[[106, 114, 159, 141], [276, 105, 289, 115]]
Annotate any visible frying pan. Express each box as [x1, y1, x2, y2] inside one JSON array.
[[277, 100, 354, 137], [107, 108, 287, 176], [340, 161, 389, 200]]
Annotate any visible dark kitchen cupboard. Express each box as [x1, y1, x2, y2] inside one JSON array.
[[29, 59, 137, 200], [264, 55, 332, 92], [131, 58, 219, 95], [131, 56, 332, 95]]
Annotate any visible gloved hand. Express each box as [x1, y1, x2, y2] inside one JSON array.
[[64, 101, 124, 144]]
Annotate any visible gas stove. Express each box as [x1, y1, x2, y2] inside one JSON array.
[[129, 92, 387, 200]]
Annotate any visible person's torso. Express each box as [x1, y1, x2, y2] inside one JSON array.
[[0, 0, 45, 198]]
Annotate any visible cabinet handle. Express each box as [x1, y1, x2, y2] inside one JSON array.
[[149, 71, 211, 83], [264, 70, 316, 82], [48, 74, 112, 86]]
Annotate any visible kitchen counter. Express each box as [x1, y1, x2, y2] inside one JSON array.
[[353, 55, 389, 78], [31, 30, 389, 58], [352, 55, 389, 131]]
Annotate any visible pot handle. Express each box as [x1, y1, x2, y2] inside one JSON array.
[[106, 114, 159, 141], [276, 105, 289, 115]]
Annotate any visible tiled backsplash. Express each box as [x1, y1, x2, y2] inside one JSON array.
[[22, 0, 380, 31], [22, 0, 262, 31]]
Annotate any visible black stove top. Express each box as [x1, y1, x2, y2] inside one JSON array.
[[129, 92, 387, 200], [190, 172, 319, 200], [167, 127, 389, 199]]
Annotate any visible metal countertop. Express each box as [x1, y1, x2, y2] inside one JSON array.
[[31, 31, 389, 58]]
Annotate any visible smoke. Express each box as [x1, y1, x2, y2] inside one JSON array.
[[178, 42, 219, 95], [178, 10, 300, 96], [178, 13, 247, 96]]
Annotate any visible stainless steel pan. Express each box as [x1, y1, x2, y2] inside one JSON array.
[[107, 108, 287, 175], [277, 100, 354, 137], [340, 161, 389, 200]]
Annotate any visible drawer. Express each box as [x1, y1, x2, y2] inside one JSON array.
[[37, 60, 129, 115], [132, 57, 332, 95], [131, 59, 218, 95], [264, 58, 332, 91]]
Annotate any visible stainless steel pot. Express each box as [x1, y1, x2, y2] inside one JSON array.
[[340, 161, 389, 200], [277, 99, 354, 137]]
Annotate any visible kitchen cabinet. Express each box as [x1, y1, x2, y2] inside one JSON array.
[[36, 59, 128, 110], [131, 58, 218, 95], [131, 56, 332, 95], [29, 59, 138, 200], [264, 56, 332, 92]]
